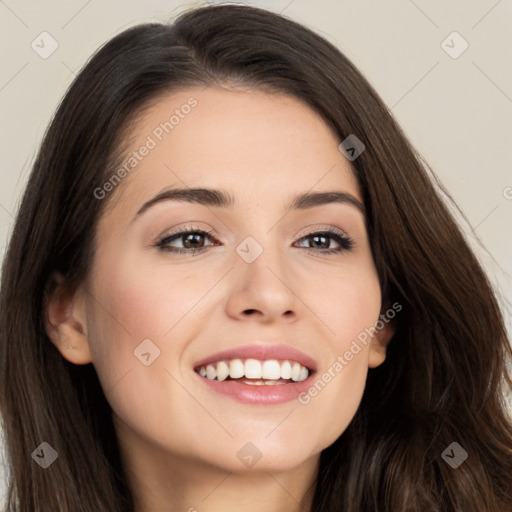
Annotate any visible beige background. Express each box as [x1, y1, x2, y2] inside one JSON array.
[[0, 0, 511, 502]]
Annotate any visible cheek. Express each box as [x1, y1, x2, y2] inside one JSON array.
[[87, 254, 214, 345], [296, 262, 381, 446], [84, 254, 224, 400], [84, 258, 196, 438], [297, 331, 374, 453], [312, 259, 382, 344]]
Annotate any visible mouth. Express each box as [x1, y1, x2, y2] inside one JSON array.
[[192, 344, 317, 404], [194, 358, 311, 385]]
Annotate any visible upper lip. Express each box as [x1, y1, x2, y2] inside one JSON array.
[[193, 343, 318, 372]]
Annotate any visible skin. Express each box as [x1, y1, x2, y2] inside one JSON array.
[[46, 86, 394, 512]]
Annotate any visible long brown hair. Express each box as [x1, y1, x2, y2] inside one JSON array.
[[1, 4, 511, 511]]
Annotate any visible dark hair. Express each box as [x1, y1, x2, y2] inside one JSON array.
[[1, 4, 511, 511]]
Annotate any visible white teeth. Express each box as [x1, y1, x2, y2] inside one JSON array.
[[280, 360, 292, 379], [229, 359, 245, 379], [291, 362, 302, 381], [206, 365, 216, 380], [244, 359, 262, 379], [298, 366, 309, 382], [262, 360, 281, 380], [216, 361, 229, 381], [197, 358, 311, 383]]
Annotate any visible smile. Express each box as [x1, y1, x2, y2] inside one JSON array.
[[192, 344, 317, 404], [195, 358, 310, 385]]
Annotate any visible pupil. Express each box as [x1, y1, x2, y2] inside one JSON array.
[[312, 235, 328, 249], [184, 233, 203, 248]]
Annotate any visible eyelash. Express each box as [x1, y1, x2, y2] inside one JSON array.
[[154, 226, 354, 256]]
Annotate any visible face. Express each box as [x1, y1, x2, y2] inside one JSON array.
[[48, 86, 392, 475]]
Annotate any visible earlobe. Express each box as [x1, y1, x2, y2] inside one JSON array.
[[44, 272, 92, 365], [368, 320, 395, 368]]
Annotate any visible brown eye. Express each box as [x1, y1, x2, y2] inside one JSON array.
[[156, 228, 218, 254], [155, 227, 353, 256], [295, 229, 354, 254], [180, 232, 207, 249]]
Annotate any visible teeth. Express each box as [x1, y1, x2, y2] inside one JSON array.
[[229, 359, 245, 379], [280, 360, 292, 379], [291, 362, 302, 381], [262, 360, 281, 380], [242, 379, 287, 386], [244, 359, 262, 379], [206, 365, 216, 380], [196, 358, 310, 383], [216, 361, 229, 381]]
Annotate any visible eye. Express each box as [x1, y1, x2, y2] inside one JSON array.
[[155, 227, 218, 255], [294, 228, 354, 254], [154, 226, 354, 255]]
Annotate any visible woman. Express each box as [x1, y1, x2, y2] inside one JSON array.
[[0, 4, 511, 511]]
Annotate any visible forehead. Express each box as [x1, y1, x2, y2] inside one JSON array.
[[102, 86, 361, 218]]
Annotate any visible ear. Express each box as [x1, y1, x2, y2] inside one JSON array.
[[44, 272, 92, 365], [368, 318, 395, 368]]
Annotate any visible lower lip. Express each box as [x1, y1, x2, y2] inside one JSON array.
[[195, 372, 314, 404]]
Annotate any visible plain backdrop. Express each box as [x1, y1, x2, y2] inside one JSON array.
[[0, 0, 511, 505]]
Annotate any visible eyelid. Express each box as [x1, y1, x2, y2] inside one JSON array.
[[155, 226, 219, 247], [295, 223, 350, 239], [155, 222, 218, 241]]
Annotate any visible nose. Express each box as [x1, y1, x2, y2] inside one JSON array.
[[224, 243, 299, 324]]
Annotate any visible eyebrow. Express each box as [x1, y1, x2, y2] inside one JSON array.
[[133, 187, 366, 221]]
